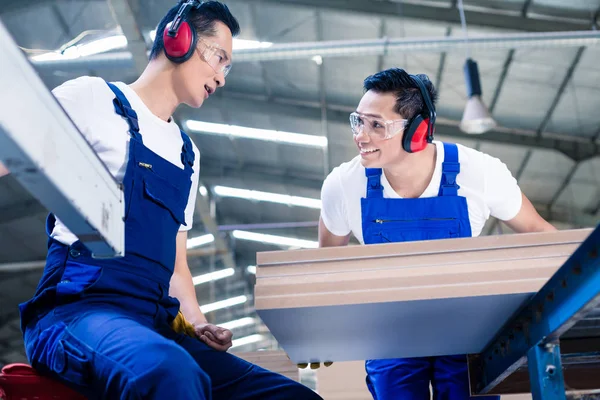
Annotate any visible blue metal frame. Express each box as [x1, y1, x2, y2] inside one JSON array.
[[527, 343, 566, 400], [472, 224, 600, 396]]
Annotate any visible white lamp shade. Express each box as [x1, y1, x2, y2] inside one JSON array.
[[460, 96, 497, 134]]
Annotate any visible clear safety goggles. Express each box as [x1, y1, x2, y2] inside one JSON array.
[[196, 37, 232, 78], [349, 112, 409, 140]]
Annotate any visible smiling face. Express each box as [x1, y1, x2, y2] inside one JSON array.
[[353, 90, 409, 168], [173, 21, 233, 108]]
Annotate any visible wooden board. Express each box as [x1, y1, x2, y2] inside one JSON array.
[[254, 229, 592, 364]]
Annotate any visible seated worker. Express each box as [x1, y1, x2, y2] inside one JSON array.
[[18, 1, 322, 399], [318, 68, 556, 400]]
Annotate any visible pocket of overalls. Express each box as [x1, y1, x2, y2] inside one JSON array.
[[56, 260, 103, 297], [378, 219, 460, 242], [142, 175, 186, 226], [52, 333, 93, 387]]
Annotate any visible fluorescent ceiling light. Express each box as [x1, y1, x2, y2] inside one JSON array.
[[232, 39, 273, 50], [192, 268, 235, 285], [187, 233, 215, 249], [31, 35, 128, 61], [185, 120, 327, 148], [232, 230, 318, 249], [148, 30, 272, 50], [199, 185, 208, 197], [213, 185, 321, 209], [200, 295, 247, 313], [218, 317, 256, 330], [31, 31, 272, 62], [231, 334, 265, 348], [247, 265, 257, 274]]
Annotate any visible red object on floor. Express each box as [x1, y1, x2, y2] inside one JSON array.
[[0, 363, 87, 400]]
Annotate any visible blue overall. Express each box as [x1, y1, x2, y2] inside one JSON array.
[[19, 83, 322, 400], [362, 143, 499, 400]]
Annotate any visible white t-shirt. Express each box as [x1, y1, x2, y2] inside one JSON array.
[[50, 76, 200, 245], [320, 141, 522, 244]]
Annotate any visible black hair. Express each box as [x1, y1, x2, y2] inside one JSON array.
[[363, 68, 438, 120], [150, 1, 241, 60]]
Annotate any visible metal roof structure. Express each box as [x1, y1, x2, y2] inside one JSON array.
[[0, 0, 599, 367]]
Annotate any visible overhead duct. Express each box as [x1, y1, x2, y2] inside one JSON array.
[[0, 260, 46, 272], [30, 30, 600, 71]]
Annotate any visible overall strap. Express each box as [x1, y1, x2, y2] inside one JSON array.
[[438, 142, 460, 196], [179, 130, 195, 171], [365, 168, 384, 198], [106, 82, 142, 142]]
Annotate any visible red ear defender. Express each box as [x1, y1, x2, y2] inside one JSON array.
[[410, 118, 430, 153], [402, 74, 437, 153], [402, 114, 430, 153], [163, 21, 196, 63]]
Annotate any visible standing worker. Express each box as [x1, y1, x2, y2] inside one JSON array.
[[19, 1, 323, 399], [318, 68, 556, 400]]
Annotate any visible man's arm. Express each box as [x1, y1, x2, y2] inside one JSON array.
[[170, 231, 207, 325], [319, 216, 351, 247], [170, 231, 233, 351], [502, 192, 557, 233]]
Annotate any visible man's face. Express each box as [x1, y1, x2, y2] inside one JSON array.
[[175, 21, 233, 108], [353, 90, 407, 168]]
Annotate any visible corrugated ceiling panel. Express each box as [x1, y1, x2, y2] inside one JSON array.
[[553, 158, 600, 211], [492, 47, 581, 131], [533, 0, 600, 11], [3, 4, 63, 51], [250, 3, 317, 43], [325, 57, 380, 106], [518, 150, 575, 204], [221, 61, 267, 96], [264, 59, 321, 103], [478, 143, 531, 177], [545, 84, 600, 138]]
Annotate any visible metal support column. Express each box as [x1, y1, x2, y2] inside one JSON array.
[[527, 342, 566, 400], [471, 225, 600, 395]]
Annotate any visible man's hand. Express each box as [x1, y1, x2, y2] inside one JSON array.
[[194, 323, 233, 351]]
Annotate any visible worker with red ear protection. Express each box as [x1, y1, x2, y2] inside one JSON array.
[[17, 1, 323, 399], [319, 68, 556, 400]]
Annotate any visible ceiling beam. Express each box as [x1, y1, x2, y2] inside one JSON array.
[[108, 0, 148, 74], [548, 162, 580, 210], [521, 0, 534, 17], [235, 0, 595, 33], [435, 27, 452, 94], [193, 194, 236, 269], [249, 3, 273, 101], [536, 47, 586, 137], [489, 49, 514, 114], [376, 18, 387, 73], [183, 92, 600, 162], [316, 10, 331, 176]]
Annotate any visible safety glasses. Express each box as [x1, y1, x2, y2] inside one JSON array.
[[349, 112, 409, 140], [196, 37, 232, 78]]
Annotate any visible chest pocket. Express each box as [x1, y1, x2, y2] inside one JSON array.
[[138, 173, 188, 229], [373, 218, 460, 243], [142, 175, 186, 227]]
